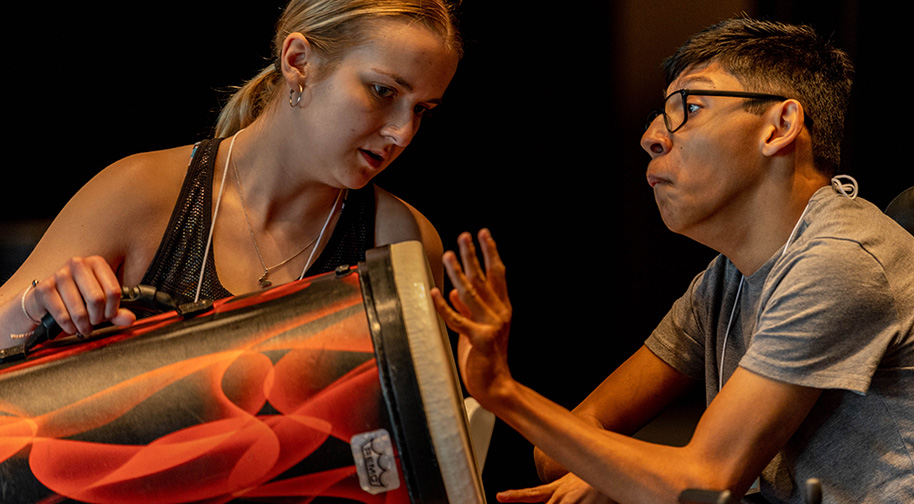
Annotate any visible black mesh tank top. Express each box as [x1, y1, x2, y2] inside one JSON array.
[[141, 138, 375, 306]]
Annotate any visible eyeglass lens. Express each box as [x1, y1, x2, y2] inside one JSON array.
[[664, 91, 686, 132]]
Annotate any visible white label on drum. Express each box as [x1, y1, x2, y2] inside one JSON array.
[[350, 429, 401, 494]]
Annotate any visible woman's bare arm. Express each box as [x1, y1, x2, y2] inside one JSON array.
[[0, 147, 189, 346]]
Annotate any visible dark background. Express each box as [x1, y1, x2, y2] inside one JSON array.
[[2, 1, 911, 500]]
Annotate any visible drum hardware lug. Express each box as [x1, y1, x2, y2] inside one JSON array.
[[335, 264, 354, 277], [176, 299, 214, 318], [0, 344, 27, 363]]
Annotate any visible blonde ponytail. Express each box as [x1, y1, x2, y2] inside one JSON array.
[[215, 64, 283, 138]]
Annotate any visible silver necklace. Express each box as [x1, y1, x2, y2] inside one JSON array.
[[198, 129, 343, 297], [231, 156, 324, 288]]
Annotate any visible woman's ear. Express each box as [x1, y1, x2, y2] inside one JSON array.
[[761, 99, 804, 157], [280, 32, 314, 87]]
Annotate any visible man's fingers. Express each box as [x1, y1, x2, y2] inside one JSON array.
[[443, 250, 493, 316], [448, 288, 472, 317], [431, 287, 468, 331], [478, 228, 510, 303], [442, 250, 466, 285], [457, 231, 486, 284], [496, 482, 555, 503], [453, 231, 506, 309]]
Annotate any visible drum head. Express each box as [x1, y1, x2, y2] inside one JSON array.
[[360, 241, 486, 504]]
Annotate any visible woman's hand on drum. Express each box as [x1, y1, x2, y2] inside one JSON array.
[[495, 473, 616, 504], [431, 229, 514, 406], [26, 256, 136, 336]]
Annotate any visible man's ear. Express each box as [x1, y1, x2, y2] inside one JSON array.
[[761, 99, 804, 157], [279, 32, 316, 87]]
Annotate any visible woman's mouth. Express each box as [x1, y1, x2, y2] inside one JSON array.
[[360, 149, 384, 169]]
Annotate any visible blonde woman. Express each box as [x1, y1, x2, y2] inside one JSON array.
[[1, 0, 460, 347]]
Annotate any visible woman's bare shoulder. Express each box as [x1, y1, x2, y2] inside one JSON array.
[[97, 145, 194, 202], [53, 145, 193, 230], [9, 145, 197, 285], [374, 187, 437, 241], [373, 186, 444, 286]]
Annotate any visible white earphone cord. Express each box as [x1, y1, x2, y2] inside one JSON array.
[[718, 175, 858, 390], [194, 131, 241, 303]]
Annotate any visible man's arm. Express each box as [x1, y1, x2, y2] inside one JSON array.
[[499, 364, 820, 502], [535, 345, 698, 482], [431, 230, 822, 503]]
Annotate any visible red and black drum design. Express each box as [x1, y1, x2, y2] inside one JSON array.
[[0, 241, 485, 504]]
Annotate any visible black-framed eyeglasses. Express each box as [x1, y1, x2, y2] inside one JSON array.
[[646, 89, 790, 133]]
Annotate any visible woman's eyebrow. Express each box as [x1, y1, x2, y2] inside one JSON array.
[[373, 68, 413, 91], [372, 68, 444, 104]]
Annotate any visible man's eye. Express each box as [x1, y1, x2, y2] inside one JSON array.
[[414, 104, 432, 117], [687, 103, 701, 115]]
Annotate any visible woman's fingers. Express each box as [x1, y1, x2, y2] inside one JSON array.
[[33, 278, 76, 334], [112, 307, 137, 327], [90, 257, 124, 321], [29, 256, 127, 336], [70, 257, 111, 326]]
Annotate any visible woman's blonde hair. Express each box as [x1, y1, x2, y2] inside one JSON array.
[[215, 0, 461, 138]]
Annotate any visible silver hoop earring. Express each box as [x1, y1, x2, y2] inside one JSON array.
[[289, 84, 303, 108]]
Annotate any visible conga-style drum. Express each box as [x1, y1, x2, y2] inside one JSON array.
[[0, 241, 485, 504]]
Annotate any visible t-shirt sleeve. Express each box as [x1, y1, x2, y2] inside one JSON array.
[[739, 238, 898, 394], [646, 269, 714, 382]]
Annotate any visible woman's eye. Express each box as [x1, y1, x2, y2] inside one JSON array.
[[372, 84, 395, 98], [686, 103, 701, 115]]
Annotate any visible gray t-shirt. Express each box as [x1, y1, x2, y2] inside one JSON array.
[[646, 186, 914, 503]]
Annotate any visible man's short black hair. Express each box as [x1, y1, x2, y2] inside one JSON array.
[[663, 18, 854, 175]]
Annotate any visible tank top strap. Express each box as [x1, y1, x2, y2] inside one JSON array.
[[140, 138, 232, 306], [305, 185, 376, 276]]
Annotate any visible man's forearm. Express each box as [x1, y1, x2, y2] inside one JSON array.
[[533, 346, 698, 484], [488, 378, 693, 503], [486, 366, 821, 504]]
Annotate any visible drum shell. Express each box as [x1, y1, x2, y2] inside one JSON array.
[[0, 241, 484, 504]]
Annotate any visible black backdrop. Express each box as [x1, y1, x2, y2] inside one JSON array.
[[3, 1, 912, 499]]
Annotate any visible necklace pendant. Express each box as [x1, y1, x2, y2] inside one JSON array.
[[259, 271, 272, 289]]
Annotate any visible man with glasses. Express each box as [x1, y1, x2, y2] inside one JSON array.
[[433, 18, 913, 504]]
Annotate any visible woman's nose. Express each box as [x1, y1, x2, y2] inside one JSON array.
[[381, 113, 419, 147]]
